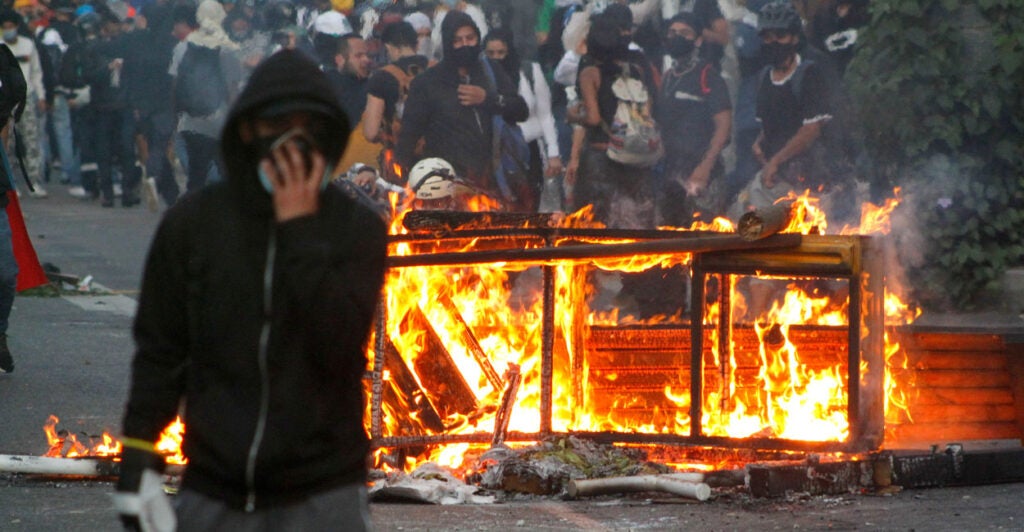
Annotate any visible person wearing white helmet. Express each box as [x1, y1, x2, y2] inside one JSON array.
[[407, 156, 468, 210]]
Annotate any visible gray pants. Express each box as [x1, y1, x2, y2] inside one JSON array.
[[175, 483, 371, 532]]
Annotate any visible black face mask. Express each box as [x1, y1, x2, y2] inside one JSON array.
[[617, 33, 632, 51], [762, 41, 797, 68], [665, 36, 696, 58], [449, 44, 480, 68]]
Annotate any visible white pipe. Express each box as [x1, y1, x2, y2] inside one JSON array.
[[567, 475, 712, 501], [0, 454, 118, 476]]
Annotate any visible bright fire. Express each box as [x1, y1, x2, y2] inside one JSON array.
[[42, 415, 186, 465], [42, 189, 917, 476], [373, 189, 917, 473]]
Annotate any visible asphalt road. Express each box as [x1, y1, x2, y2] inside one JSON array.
[[1, 187, 1023, 531]]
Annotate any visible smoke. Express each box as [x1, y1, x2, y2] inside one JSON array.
[[882, 154, 972, 309]]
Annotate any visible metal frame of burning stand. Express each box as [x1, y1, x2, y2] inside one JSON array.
[[688, 235, 887, 453], [369, 223, 883, 455]]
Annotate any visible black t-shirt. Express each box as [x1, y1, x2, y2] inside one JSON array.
[[755, 57, 832, 159], [657, 60, 731, 159], [326, 69, 369, 127], [365, 54, 429, 121]]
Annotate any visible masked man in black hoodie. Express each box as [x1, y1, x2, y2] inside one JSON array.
[[396, 10, 527, 200], [114, 49, 387, 530]]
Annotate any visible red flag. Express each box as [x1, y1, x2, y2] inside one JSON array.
[[6, 190, 48, 291]]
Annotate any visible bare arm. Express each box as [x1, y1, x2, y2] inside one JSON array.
[[685, 109, 732, 195], [579, 66, 602, 128]]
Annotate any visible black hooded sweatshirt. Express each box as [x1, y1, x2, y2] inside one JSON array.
[[122, 49, 388, 510], [395, 10, 527, 188]]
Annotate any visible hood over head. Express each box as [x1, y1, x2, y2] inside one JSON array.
[[188, 0, 238, 49], [221, 49, 350, 215], [440, 10, 478, 59]]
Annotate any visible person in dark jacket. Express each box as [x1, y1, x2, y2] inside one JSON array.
[[0, 43, 25, 373], [395, 10, 527, 200], [90, 12, 142, 207], [114, 49, 387, 530], [123, 0, 181, 206]]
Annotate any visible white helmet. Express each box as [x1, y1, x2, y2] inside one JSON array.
[[408, 157, 457, 200]]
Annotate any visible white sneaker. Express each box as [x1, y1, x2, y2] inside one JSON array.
[[68, 186, 90, 199], [144, 177, 159, 212], [28, 184, 48, 198]]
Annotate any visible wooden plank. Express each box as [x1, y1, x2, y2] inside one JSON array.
[[588, 327, 695, 350], [398, 306, 479, 421], [887, 421, 1022, 443], [382, 340, 445, 434], [908, 351, 1008, 370], [915, 370, 1012, 388], [590, 391, 686, 410], [903, 332, 1004, 352], [908, 404, 1017, 424], [913, 388, 1015, 406], [588, 350, 688, 369], [589, 369, 684, 389], [435, 294, 503, 392]]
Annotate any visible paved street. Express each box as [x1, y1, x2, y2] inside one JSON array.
[[1, 188, 1022, 530]]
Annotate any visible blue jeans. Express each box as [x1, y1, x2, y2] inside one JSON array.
[[51, 94, 81, 186]]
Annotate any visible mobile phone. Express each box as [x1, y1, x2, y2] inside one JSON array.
[[268, 127, 315, 174]]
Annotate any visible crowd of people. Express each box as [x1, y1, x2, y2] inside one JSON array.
[[0, 0, 869, 222]]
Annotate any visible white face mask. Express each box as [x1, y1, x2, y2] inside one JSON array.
[[417, 35, 433, 58], [2, 29, 17, 43]]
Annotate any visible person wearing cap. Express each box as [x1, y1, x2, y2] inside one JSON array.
[[656, 11, 731, 226], [660, 0, 729, 66], [115, 49, 386, 530], [395, 10, 526, 202]]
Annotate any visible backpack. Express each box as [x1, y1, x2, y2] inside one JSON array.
[[604, 63, 663, 167], [482, 57, 532, 209], [174, 43, 227, 117]]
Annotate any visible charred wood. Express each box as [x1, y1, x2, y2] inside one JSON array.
[[399, 306, 479, 424], [737, 204, 794, 241], [437, 294, 503, 391], [401, 210, 561, 232], [492, 364, 522, 446]]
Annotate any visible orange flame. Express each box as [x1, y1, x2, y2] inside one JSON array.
[[43, 415, 121, 458], [42, 415, 185, 465]]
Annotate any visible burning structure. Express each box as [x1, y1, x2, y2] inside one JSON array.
[[24, 192, 1024, 498]]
